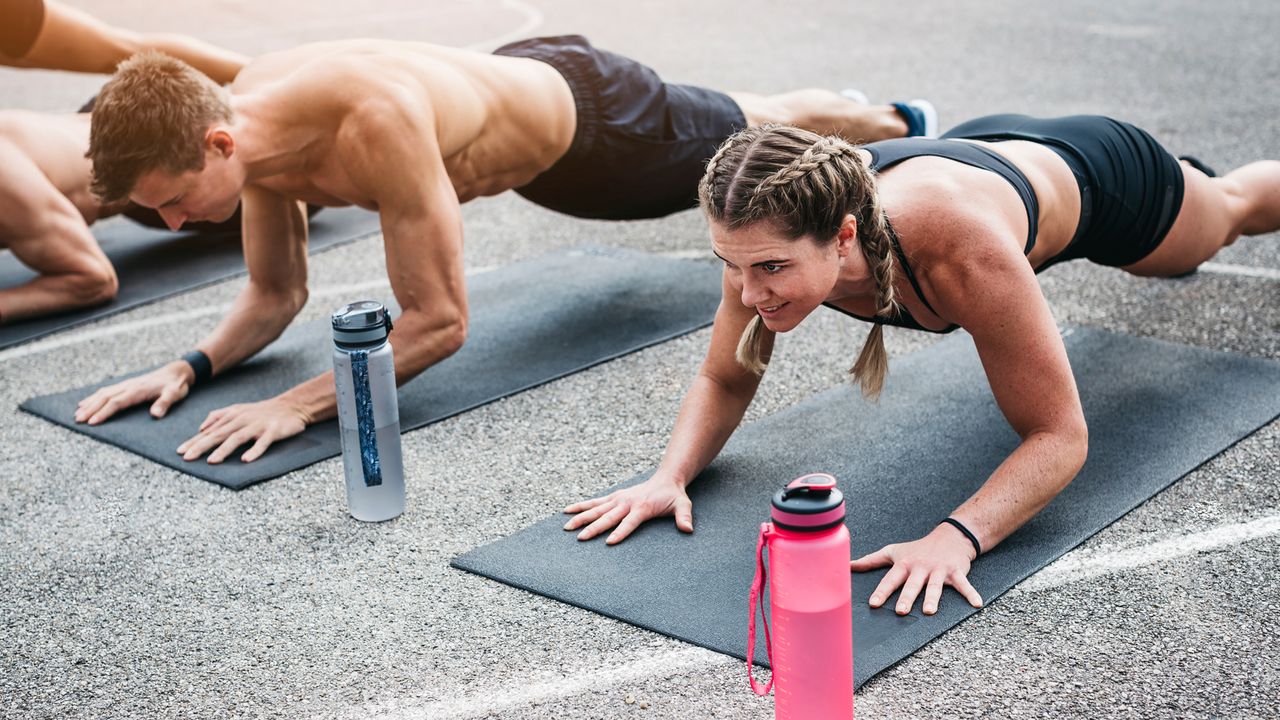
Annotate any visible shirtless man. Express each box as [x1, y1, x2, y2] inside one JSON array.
[[75, 34, 935, 465]]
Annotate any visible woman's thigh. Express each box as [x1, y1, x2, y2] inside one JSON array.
[[1121, 163, 1244, 277]]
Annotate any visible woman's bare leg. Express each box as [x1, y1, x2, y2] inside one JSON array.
[[1123, 160, 1280, 277], [728, 89, 908, 143], [17, 1, 247, 83]]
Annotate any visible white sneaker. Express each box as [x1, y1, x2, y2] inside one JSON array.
[[907, 98, 939, 138]]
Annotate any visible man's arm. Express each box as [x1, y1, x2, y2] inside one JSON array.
[[75, 184, 308, 425], [0, 141, 116, 324], [176, 89, 468, 464]]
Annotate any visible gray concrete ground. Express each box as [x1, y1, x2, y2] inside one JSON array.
[[2, 0, 1278, 717]]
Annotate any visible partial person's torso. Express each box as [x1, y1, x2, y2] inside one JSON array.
[[231, 39, 577, 208]]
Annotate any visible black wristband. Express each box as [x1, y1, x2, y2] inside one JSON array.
[[941, 517, 982, 557], [181, 350, 213, 386]]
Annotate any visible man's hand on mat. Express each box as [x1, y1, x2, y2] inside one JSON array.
[[850, 525, 984, 616], [562, 477, 694, 545], [74, 361, 194, 425], [176, 398, 308, 464]]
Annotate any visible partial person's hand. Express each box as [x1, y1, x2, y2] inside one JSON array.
[[849, 524, 984, 616], [563, 475, 694, 545], [176, 396, 309, 464], [75, 361, 194, 425]]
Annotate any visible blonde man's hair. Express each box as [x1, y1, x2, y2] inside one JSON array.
[[87, 51, 233, 203], [699, 124, 898, 399]]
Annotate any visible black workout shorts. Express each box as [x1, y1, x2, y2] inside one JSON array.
[[943, 114, 1186, 267], [1, 0, 46, 58], [493, 34, 746, 220]]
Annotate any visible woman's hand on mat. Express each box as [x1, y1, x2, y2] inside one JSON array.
[[850, 525, 984, 616], [74, 361, 194, 425], [562, 476, 694, 545], [176, 397, 309, 464]]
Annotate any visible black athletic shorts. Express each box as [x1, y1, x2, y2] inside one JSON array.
[[943, 114, 1186, 267], [1, 0, 46, 58], [493, 35, 746, 220]]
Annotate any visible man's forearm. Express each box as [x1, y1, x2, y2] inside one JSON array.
[[195, 282, 303, 375], [277, 309, 465, 425]]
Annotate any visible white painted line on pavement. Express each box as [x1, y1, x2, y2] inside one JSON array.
[[369, 646, 731, 720], [1014, 512, 1280, 594], [1198, 262, 1280, 281]]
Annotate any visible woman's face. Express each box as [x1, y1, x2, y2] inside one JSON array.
[[711, 218, 855, 333]]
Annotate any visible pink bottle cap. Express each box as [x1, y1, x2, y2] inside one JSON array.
[[771, 473, 845, 531]]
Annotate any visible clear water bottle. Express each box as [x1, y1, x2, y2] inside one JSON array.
[[747, 472, 853, 719], [331, 301, 404, 522]]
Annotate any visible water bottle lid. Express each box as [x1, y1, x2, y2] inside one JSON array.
[[331, 300, 393, 346], [770, 472, 845, 531]]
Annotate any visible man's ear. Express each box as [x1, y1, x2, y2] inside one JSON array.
[[207, 127, 235, 158]]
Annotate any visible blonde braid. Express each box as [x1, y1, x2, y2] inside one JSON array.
[[847, 156, 897, 399], [745, 137, 854, 217]]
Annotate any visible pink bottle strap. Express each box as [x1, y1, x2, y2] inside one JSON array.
[[747, 522, 775, 696]]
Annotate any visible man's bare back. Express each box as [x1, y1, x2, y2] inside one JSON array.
[[228, 39, 576, 208]]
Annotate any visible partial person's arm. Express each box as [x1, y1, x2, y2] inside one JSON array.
[[850, 210, 1088, 616], [75, 185, 309, 428], [0, 141, 116, 323], [1, 0, 247, 83], [173, 91, 470, 464], [564, 271, 772, 543]]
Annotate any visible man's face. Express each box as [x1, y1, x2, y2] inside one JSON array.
[[130, 145, 242, 230]]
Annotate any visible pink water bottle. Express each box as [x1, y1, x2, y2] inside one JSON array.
[[747, 472, 853, 720]]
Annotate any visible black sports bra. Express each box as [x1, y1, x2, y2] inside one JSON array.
[[823, 138, 1039, 334]]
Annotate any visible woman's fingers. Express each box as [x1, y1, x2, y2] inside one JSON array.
[[895, 568, 930, 615], [921, 573, 948, 616], [606, 506, 653, 545], [868, 564, 908, 608], [849, 546, 894, 572], [951, 571, 985, 608]]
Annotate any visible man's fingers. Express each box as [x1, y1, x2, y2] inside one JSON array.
[[951, 572, 984, 608], [576, 505, 629, 541], [921, 573, 947, 616], [674, 496, 694, 533], [149, 384, 189, 418], [563, 497, 606, 515], [895, 569, 929, 615], [207, 429, 254, 465], [868, 564, 908, 608], [563, 500, 615, 531], [240, 433, 277, 464], [849, 547, 893, 572], [605, 508, 650, 545]]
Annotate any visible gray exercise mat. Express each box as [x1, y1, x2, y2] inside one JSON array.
[[452, 327, 1280, 689], [21, 247, 721, 489], [0, 206, 380, 349]]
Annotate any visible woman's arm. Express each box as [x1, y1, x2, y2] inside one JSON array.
[[564, 271, 771, 544], [852, 202, 1088, 615]]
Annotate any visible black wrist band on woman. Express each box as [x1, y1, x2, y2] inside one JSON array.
[[182, 350, 213, 386], [941, 517, 982, 557]]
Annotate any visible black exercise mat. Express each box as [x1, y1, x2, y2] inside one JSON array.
[[452, 327, 1280, 689], [21, 247, 722, 489], [0, 206, 380, 349]]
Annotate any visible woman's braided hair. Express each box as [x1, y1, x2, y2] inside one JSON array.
[[699, 124, 897, 398]]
